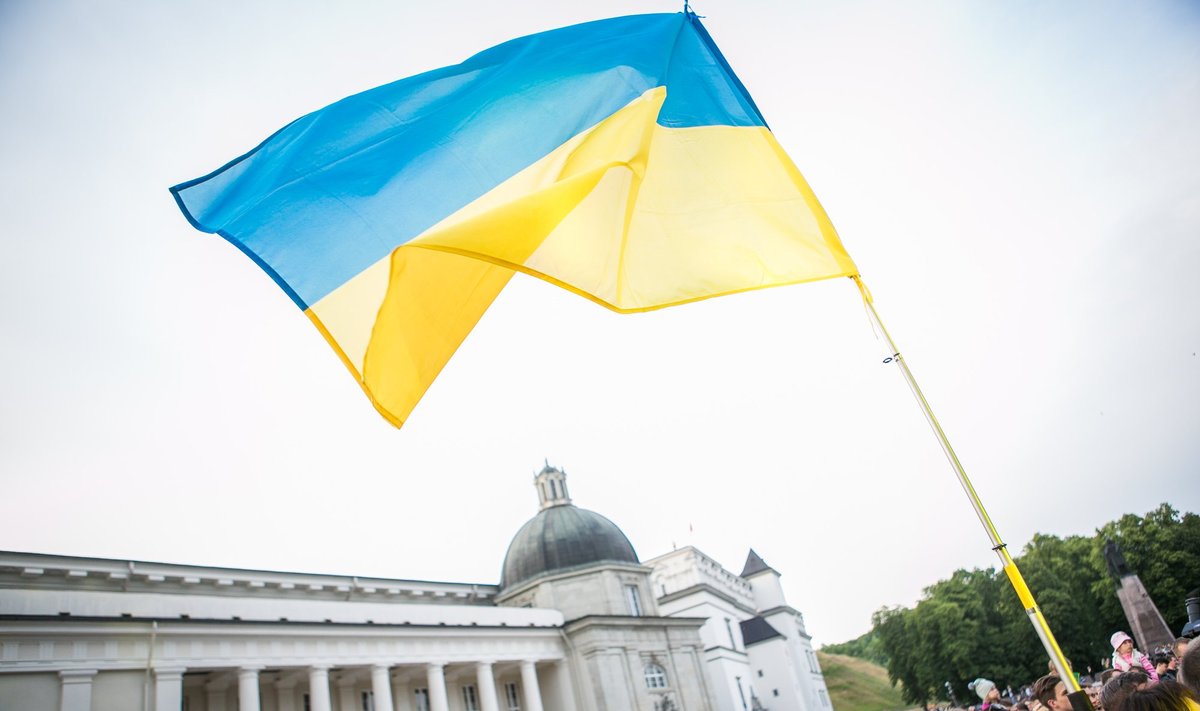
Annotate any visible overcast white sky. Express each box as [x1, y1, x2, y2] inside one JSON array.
[[1, 0, 1197, 646]]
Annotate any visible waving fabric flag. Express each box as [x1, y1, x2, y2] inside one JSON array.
[[171, 11, 859, 428]]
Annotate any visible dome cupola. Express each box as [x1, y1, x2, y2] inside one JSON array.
[[500, 463, 639, 591]]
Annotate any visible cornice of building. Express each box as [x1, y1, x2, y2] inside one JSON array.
[[495, 561, 653, 604], [0, 550, 498, 606], [656, 582, 757, 616], [702, 645, 750, 660], [562, 614, 708, 633], [0, 587, 562, 628], [758, 605, 811, 639], [0, 614, 565, 634]]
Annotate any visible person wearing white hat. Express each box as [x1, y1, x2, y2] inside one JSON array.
[[970, 678, 1009, 711], [1111, 631, 1159, 681]]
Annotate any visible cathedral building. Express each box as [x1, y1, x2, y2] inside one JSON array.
[[0, 464, 831, 711]]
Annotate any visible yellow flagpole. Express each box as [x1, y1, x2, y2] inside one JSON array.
[[852, 276, 1081, 694]]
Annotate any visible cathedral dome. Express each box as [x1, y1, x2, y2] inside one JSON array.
[[500, 463, 639, 590]]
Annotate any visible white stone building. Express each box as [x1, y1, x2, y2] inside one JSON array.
[[648, 549, 831, 711], [0, 464, 830, 711]]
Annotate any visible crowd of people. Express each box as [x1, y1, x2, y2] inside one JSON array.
[[956, 634, 1200, 711]]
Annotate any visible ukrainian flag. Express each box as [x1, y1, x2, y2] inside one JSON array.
[[171, 12, 859, 428]]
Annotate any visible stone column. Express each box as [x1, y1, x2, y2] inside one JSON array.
[[519, 661, 544, 711], [426, 663, 449, 711], [154, 667, 186, 711], [238, 668, 262, 711], [372, 665, 396, 711], [307, 666, 332, 711], [59, 669, 97, 711], [475, 662, 499, 711]]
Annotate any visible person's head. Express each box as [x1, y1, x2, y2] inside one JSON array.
[[1176, 639, 1192, 661], [1034, 675, 1069, 711], [1179, 639, 1200, 698], [1120, 680, 1198, 711], [1103, 669, 1152, 711], [1102, 670, 1124, 684], [1155, 652, 1174, 674], [1114, 632, 1136, 656], [971, 679, 1000, 703]]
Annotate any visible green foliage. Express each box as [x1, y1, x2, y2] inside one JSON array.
[[823, 629, 890, 666], [1091, 504, 1200, 635], [859, 505, 1198, 707]]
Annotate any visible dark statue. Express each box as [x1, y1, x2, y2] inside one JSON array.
[[1104, 538, 1133, 580]]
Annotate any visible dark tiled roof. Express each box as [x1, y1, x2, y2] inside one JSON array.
[[500, 505, 639, 590], [740, 616, 784, 645], [740, 549, 775, 578]]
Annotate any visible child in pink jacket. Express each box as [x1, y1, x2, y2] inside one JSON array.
[[1110, 631, 1159, 681]]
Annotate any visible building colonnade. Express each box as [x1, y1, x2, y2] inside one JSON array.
[[53, 659, 549, 711]]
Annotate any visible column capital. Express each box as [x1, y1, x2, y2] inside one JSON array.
[[154, 666, 188, 680], [60, 669, 98, 711]]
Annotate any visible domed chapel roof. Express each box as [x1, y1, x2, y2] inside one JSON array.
[[500, 463, 639, 590]]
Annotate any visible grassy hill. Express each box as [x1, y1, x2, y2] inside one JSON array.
[[818, 651, 914, 711]]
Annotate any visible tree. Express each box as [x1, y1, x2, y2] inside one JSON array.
[[854, 505, 1200, 703], [1091, 504, 1200, 637], [1017, 533, 1111, 672]]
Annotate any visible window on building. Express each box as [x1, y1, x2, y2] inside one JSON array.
[[463, 685, 480, 711], [626, 584, 643, 616], [505, 682, 521, 711], [724, 617, 738, 650], [773, 689, 780, 697], [361, 690, 375, 711], [757, 670, 763, 678], [644, 663, 667, 689], [550, 479, 558, 498], [820, 689, 831, 707], [303, 694, 311, 711], [805, 648, 821, 673], [414, 688, 430, 711], [735, 676, 748, 711]]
